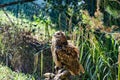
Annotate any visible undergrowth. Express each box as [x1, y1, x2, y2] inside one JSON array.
[[0, 65, 35, 80]]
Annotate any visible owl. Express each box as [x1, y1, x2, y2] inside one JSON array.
[[51, 31, 85, 75]]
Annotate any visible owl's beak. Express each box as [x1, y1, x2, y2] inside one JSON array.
[[53, 34, 57, 37]]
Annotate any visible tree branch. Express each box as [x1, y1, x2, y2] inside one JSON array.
[[0, 0, 35, 8]]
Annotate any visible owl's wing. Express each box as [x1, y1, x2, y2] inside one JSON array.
[[56, 44, 85, 75], [51, 42, 63, 68]]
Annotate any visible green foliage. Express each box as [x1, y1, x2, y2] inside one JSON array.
[[71, 10, 118, 79], [70, 27, 118, 80], [0, 65, 35, 80], [100, 0, 120, 26], [0, 9, 53, 80], [43, 0, 85, 31], [118, 64, 120, 80], [104, 0, 120, 19], [118, 47, 120, 80], [106, 5, 120, 19]]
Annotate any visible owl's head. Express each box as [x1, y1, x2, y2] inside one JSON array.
[[53, 31, 68, 45], [54, 31, 65, 38]]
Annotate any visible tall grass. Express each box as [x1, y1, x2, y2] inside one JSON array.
[[70, 29, 118, 80], [68, 10, 118, 79], [118, 46, 120, 80], [40, 50, 43, 77]]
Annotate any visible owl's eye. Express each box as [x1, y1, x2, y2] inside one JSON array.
[[57, 33, 60, 35]]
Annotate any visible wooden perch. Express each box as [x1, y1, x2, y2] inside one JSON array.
[[0, 0, 35, 8], [44, 68, 71, 80]]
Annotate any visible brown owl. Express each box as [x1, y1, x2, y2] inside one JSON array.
[[51, 31, 85, 75]]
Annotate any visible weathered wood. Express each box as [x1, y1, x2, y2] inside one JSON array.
[[44, 68, 71, 80]]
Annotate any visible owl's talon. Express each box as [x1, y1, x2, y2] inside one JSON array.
[[54, 66, 64, 74], [54, 66, 59, 74]]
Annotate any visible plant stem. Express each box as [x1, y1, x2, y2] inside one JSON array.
[[118, 46, 120, 80]]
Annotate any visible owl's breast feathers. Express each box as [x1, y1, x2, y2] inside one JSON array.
[[55, 43, 85, 75]]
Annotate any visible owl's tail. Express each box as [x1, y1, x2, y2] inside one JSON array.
[[79, 64, 85, 74], [67, 62, 85, 76]]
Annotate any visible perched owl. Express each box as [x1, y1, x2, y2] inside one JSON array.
[[51, 31, 85, 75]]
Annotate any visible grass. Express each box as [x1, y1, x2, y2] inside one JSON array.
[[0, 65, 35, 80], [68, 10, 119, 80], [118, 47, 120, 80], [72, 29, 118, 80]]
